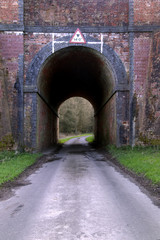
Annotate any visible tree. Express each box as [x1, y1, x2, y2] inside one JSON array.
[[59, 97, 94, 135]]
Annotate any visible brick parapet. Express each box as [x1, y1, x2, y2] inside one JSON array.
[[24, 0, 129, 27]]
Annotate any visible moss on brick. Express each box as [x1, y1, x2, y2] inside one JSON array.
[[139, 133, 160, 147], [0, 134, 15, 150]]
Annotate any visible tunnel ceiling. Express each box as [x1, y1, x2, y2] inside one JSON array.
[[37, 46, 115, 111]]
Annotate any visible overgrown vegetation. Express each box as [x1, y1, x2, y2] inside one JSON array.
[[139, 132, 160, 147], [59, 97, 94, 135], [85, 135, 94, 143], [59, 134, 92, 144], [108, 146, 160, 185], [0, 134, 14, 150], [0, 151, 41, 185]]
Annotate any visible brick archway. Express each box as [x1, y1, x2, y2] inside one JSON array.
[[24, 36, 129, 150]]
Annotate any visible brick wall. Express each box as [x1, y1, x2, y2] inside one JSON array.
[[134, 0, 160, 25], [37, 95, 58, 150], [95, 94, 117, 146], [103, 33, 130, 72], [0, 51, 12, 138], [144, 32, 160, 140], [24, 33, 52, 80], [0, 0, 160, 149], [24, 93, 33, 148], [133, 33, 152, 141], [24, 32, 130, 85], [0, 32, 23, 139], [0, 0, 19, 24], [24, 0, 129, 27], [133, 31, 160, 144]]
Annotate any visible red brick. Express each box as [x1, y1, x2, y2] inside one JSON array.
[[24, 0, 129, 27], [134, 0, 160, 25], [0, 0, 19, 24]]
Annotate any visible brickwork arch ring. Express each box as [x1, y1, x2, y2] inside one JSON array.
[[25, 35, 129, 149], [26, 35, 128, 87]]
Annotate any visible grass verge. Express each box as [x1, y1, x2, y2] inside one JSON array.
[[59, 133, 92, 144], [85, 135, 94, 143], [0, 151, 41, 185], [108, 145, 160, 185]]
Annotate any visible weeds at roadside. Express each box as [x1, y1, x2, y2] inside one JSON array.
[[108, 145, 160, 185], [0, 151, 41, 185]]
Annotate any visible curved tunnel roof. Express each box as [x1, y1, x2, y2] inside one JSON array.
[[37, 46, 116, 111]]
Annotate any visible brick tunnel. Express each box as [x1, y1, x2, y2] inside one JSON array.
[[1, 0, 160, 151], [24, 37, 129, 151], [33, 46, 129, 150], [37, 46, 115, 149]]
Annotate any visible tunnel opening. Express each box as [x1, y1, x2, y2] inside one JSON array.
[[33, 44, 129, 151], [37, 46, 116, 150], [58, 97, 94, 139]]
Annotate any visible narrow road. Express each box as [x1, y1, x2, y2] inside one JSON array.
[[0, 137, 160, 240]]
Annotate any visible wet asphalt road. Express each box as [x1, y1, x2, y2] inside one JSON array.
[[0, 136, 160, 240]]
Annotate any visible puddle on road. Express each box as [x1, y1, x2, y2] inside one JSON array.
[[46, 156, 61, 162], [68, 151, 85, 155], [11, 204, 24, 217], [96, 158, 106, 162]]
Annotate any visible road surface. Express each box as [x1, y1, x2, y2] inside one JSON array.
[[0, 136, 160, 240]]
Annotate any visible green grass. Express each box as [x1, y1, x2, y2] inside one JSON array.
[[108, 145, 160, 185], [0, 151, 41, 185], [85, 135, 94, 143], [59, 133, 92, 144]]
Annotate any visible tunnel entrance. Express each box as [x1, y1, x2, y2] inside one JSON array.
[[24, 37, 129, 151], [59, 97, 94, 138]]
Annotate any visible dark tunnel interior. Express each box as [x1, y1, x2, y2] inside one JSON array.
[[36, 46, 117, 150], [37, 46, 115, 112]]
